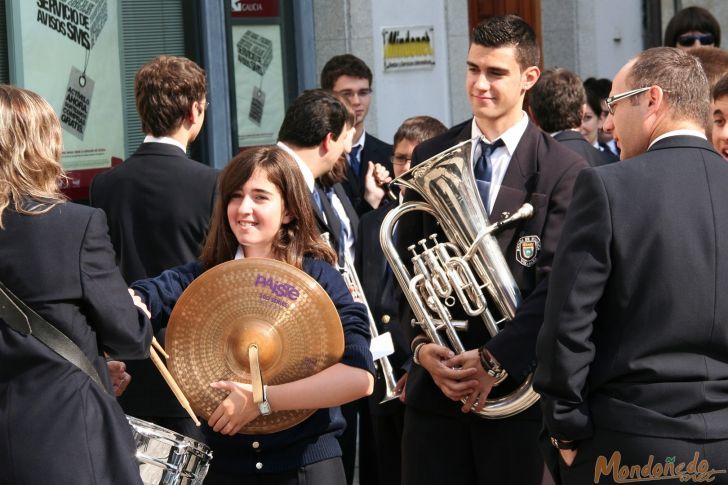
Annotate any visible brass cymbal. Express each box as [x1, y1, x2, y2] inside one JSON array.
[[165, 258, 344, 434]]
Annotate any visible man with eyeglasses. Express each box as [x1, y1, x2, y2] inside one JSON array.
[[535, 47, 728, 484], [322, 54, 394, 217]]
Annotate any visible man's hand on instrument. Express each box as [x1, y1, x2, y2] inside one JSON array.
[[128, 288, 151, 319], [446, 349, 497, 413], [107, 360, 131, 396], [363, 162, 392, 209], [208, 381, 258, 435], [418, 343, 478, 401]]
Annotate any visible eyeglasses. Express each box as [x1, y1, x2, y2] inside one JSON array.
[[338, 89, 373, 100], [605, 87, 650, 114], [677, 33, 715, 47], [390, 154, 412, 166]]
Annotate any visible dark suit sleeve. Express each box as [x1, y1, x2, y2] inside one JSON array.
[[485, 155, 586, 379], [80, 209, 152, 359], [533, 168, 612, 441]]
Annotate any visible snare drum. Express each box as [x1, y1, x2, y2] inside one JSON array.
[[127, 416, 212, 485]]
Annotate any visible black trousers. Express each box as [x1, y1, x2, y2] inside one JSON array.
[[370, 402, 405, 485], [553, 429, 728, 485], [339, 397, 378, 485], [204, 457, 346, 485], [401, 406, 543, 485]]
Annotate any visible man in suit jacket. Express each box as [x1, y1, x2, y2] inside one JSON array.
[[90, 55, 218, 442], [322, 54, 394, 215], [530, 67, 610, 167], [394, 16, 588, 485], [277, 88, 371, 485], [356, 115, 447, 485], [277, 89, 359, 265], [535, 47, 728, 484]]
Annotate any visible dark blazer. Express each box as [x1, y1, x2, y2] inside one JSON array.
[[535, 135, 728, 442], [396, 118, 588, 418], [598, 141, 620, 162], [554, 130, 612, 167], [342, 133, 393, 215], [356, 199, 411, 415], [312, 182, 359, 264], [89, 141, 219, 418], [0, 203, 151, 484], [90, 142, 219, 282]]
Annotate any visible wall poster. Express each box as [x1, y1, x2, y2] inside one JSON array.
[[8, 0, 125, 171], [232, 23, 285, 147]]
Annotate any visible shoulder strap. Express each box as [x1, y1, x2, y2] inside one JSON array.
[[0, 281, 108, 393]]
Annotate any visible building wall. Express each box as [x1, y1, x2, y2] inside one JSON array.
[[541, 0, 643, 81], [311, 0, 469, 139]]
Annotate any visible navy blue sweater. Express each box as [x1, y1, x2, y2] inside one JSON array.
[[132, 257, 375, 475]]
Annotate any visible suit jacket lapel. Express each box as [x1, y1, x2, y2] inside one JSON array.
[[491, 121, 540, 254], [334, 183, 359, 240]]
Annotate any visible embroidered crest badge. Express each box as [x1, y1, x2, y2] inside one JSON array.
[[516, 235, 541, 267]]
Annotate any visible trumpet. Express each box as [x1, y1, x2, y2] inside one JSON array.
[[380, 136, 540, 418], [322, 234, 402, 404]]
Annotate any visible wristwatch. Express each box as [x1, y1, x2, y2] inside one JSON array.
[[256, 384, 272, 416], [479, 347, 507, 381], [550, 437, 578, 450]]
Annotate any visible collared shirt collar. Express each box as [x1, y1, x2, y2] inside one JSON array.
[[234, 246, 245, 260], [353, 130, 366, 151], [649, 129, 707, 149], [277, 141, 316, 192], [470, 111, 529, 155], [143, 135, 186, 153]]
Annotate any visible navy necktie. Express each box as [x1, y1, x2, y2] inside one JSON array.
[[474, 138, 504, 214], [349, 144, 362, 179]]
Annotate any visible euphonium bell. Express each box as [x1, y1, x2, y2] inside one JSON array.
[[379, 136, 539, 418]]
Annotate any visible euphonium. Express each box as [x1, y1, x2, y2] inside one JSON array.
[[379, 136, 539, 418]]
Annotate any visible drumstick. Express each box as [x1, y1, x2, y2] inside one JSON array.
[[152, 336, 170, 359], [149, 346, 201, 426]]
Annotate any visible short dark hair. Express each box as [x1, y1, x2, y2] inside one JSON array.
[[529, 68, 585, 132], [134, 55, 207, 137], [393, 116, 447, 147], [713, 73, 728, 101], [664, 6, 721, 48], [320, 54, 373, 90], [278, 89, 349, 148], [688, 46, 728, 89], [471, 15, 540, 70], [583, 77, 612, 117], [629, 47, 709, 126]]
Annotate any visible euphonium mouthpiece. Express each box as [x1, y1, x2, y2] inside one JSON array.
[[514, 203, 534, 220]]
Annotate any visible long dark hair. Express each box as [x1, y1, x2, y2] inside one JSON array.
[[200, 145, 335, 270]]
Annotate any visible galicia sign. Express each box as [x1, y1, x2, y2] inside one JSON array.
[[231, 0, 278, 18]]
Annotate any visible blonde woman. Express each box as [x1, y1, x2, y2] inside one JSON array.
[[0, 85, 151, 484]]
